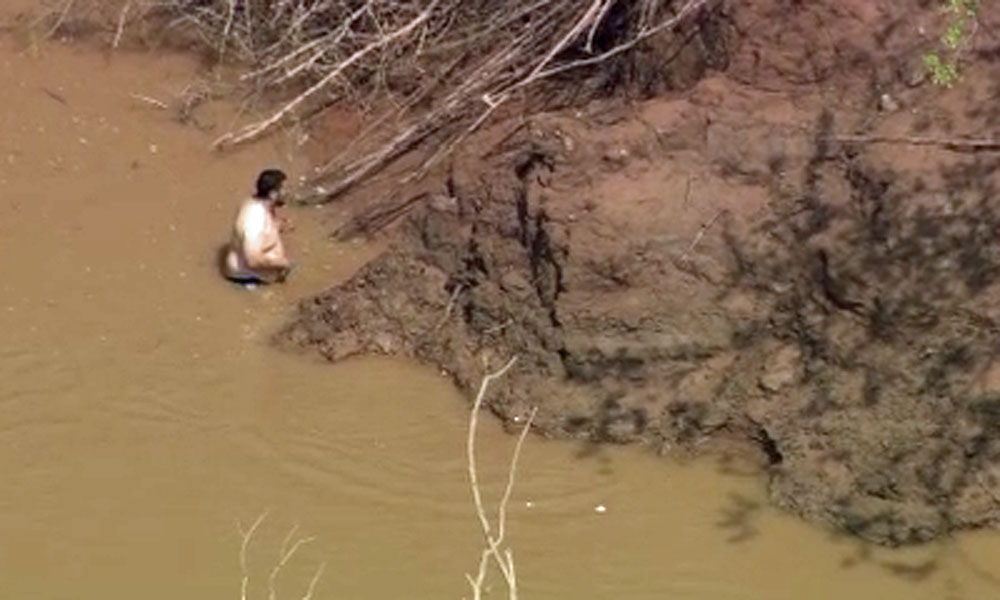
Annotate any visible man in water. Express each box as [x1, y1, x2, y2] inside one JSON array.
[[223, 169, 292, 285]]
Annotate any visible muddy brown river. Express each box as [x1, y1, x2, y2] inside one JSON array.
[[2, 25, 1000, 600]]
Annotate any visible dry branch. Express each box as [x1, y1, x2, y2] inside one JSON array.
[[213, 0, 444, 149], [237, 511, 269, 600], [331, 191, 428, 239], [112, 0, 132, 48], [679, 209, 724, 264], [236, 512, 326, 600], [50, 0, 710, 199], [435, 283, 465, 331], [129, 92, 169, 110], [835, 133, 1000, 152], [465, 356, 536, 600]]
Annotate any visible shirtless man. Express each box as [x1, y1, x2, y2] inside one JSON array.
[[223, 169, 292, 285]]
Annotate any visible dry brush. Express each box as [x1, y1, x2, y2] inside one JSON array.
[[39, 0, 710, 201]]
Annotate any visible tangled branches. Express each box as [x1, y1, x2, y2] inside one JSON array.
[[44, 0, 709, 200]]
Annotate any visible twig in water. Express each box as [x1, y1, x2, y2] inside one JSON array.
[[466, 356, 536, 600], [300, 562, 326, 600], [268, 524, 316, 600], [130, 93, 169, 110], [235, 511, 325, 600], [237, 511, 269, 600], [41, 87, 68, 106]]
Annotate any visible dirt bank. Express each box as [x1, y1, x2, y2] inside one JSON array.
[[278, 0, 1000, 545]]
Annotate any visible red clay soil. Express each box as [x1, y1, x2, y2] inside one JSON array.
[[278, 0, 1000, 545]]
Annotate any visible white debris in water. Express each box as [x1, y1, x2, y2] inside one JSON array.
[[594, 505, 607, 514], [78, 137, 88, 145], [525, 501, 534, 508], [149, 143, 158, 154]]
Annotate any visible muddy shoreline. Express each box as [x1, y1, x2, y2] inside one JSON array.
[[273, 0, 1000, 545]]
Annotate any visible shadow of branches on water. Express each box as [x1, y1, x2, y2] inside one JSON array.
[[716, 492, 763, 543], [837, 536, 939, 582]]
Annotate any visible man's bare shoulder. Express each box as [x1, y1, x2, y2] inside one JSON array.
[[236, 198, 270, 229]]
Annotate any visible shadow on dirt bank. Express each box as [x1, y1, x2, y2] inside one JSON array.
[[276, 0, 1000, 545], [717, 111, 1000, 544], [276, 108, 1000, 545]]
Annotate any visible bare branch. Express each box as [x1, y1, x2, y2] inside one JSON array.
[[268, 529, 316, 600], [235, 512, 324, 600], [497, 406, 538, 543], [835, 133, 1000, 152], [466, 356, 536, 600], [56, 0, 708, 199], [237, 511, 269, 600], [129, 93, 169, 110], [679, 209, 724, 264], [213, 0, 444, 149], [301, 562, 326, 600], [467, 356, 519, 544], [112, 0, 132, 49]]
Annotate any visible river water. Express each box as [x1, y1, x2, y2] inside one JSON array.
[[2, 20, 1000, 600]]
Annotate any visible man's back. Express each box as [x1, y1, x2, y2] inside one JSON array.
[[224, 197, 288, 282], [222, 169, 291, 285]]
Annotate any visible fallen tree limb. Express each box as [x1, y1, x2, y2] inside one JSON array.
[[835, 134, 1000, 152], [330, 191, 429, 240]]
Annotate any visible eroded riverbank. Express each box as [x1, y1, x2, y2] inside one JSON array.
[[280, 0, 1000, 546], [4, 3, 1000, 600]]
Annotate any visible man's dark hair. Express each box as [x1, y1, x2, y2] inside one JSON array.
[[255, 168, 287, 198]]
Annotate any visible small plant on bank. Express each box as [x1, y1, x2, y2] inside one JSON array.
[[923, 0, 979, 87]]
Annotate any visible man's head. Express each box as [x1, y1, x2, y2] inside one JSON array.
[[255, 168, 287, 201]]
